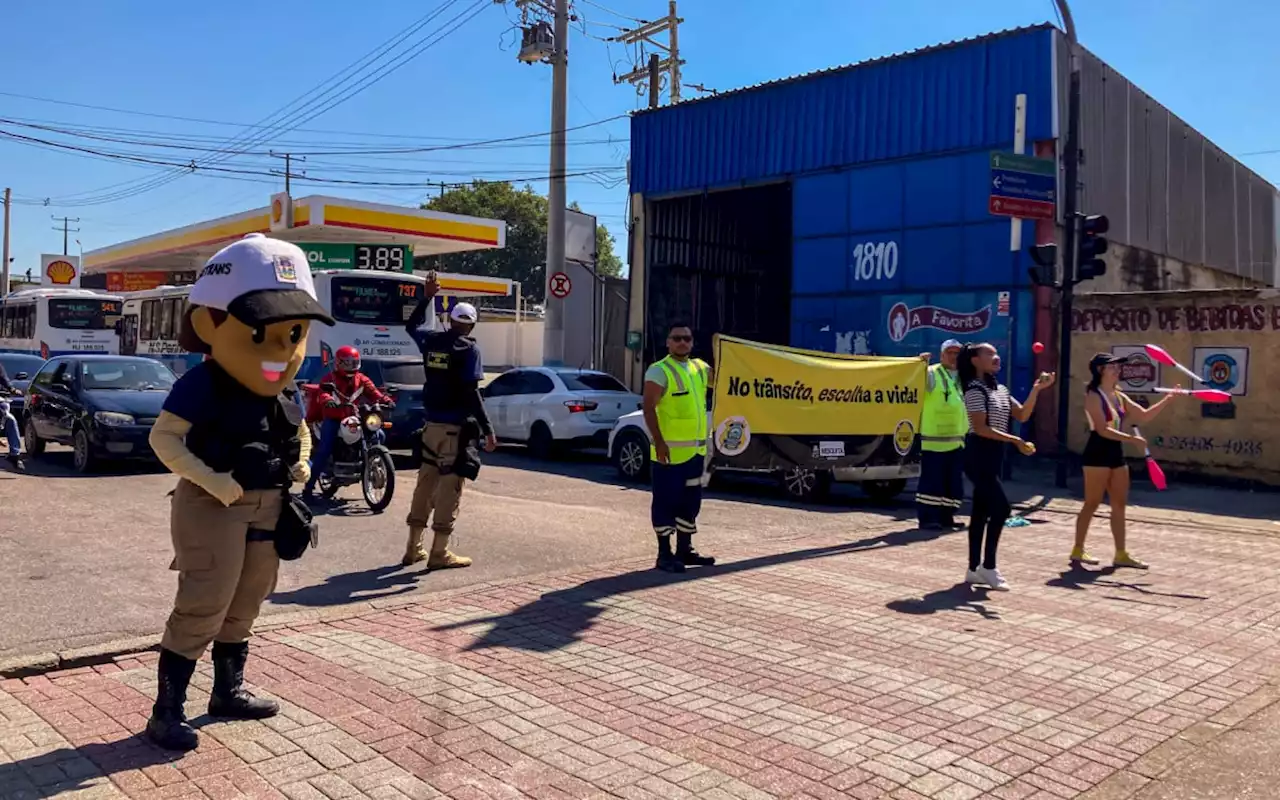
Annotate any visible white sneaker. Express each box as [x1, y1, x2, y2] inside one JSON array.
[[975, 566, 1010, 591], [965, 569, 983, 585]]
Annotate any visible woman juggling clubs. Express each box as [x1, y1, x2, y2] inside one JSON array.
[[958, 343, 1055, 591], [1071, 353, 1180, 569]]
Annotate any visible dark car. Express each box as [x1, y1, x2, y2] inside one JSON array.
[[353, 358, 426, 450], [23, 355, 176, 473], [0, 353, 46, 424]]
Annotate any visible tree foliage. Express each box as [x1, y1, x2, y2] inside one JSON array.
[[422, 181, 623, 302]]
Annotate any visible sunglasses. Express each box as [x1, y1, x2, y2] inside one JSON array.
[[669, 335, 692, 342]]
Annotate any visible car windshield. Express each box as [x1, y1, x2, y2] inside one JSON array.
[[361, 360, 425, 386], [557, 370, 628, 392], [80, 360, 176, 391], [1, 355, 44, 378]]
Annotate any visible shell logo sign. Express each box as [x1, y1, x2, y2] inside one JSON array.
[[40, 254, 81, 288], [269, 191, 293, 232]]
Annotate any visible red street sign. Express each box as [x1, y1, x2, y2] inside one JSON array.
[[549, 271, 572, 299], [989, 196, 1054, 220]]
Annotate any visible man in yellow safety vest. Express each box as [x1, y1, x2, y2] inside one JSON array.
[[916, 339, 968, 530], [642, 323, 716, 573]]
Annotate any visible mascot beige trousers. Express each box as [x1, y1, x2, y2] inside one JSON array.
[[407, 422, 464, 534], [161, 481, 282, 660]]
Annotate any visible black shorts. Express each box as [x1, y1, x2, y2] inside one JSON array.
[[1082, 432, 1126, 469]]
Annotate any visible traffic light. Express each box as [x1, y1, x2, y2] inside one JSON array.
[[1027, 244, 1058, 287], [1076, 213, 1109, 282]]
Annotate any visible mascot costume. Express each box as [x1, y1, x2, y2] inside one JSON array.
[[145, 233, 332, 751]]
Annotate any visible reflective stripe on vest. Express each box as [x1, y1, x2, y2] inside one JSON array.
[[652, 356, 708, 464], [921, 363, 967, 453]]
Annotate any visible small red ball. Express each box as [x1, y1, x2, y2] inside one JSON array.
[[1032, 342, 1045, 354]]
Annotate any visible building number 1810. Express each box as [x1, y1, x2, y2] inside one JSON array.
[[851, 241, 899, 281]]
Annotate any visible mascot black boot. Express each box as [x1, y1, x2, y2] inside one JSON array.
[[146, 648, 199, 752], [208, 641, 279, 719]]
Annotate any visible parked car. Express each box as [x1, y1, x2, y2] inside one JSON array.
[[23, 355, 176, 473], [482, 367, 642, 458], [607, 410, 914, 502], [0, 353, 46, 424]]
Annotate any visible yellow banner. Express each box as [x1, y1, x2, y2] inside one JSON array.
[[712, 335, 926, 450]]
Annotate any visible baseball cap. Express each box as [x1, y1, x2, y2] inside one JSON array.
[[450, 302, 478, 324], [189, 233, 334, 327], [940, 338, 963, 353]]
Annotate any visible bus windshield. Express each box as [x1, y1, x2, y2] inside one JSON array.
[[330, 277, 421, 326], [49, 298, 122, 330]]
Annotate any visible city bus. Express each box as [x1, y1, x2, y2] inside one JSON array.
[[118, 285, 200, 375], [0, 287, 123, 358]]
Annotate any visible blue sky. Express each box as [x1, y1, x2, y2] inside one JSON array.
[[2, 0, 1277, 278]]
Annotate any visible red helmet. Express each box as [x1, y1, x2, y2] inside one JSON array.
[[334, 345, 361, 375]]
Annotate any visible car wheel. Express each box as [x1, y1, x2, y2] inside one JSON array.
[[613, 430, 650, 482], [23, 419, 45, 456], [778, 467, 831, 501], [528, 422, 555, 460], [72, 427, 96, 474], [862, 478, 907, 503]]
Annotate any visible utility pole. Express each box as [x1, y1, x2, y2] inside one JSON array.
[[1054, 0, 1080, 488], [648, 54, 660, 109], [51, 216, 81, 256], [2, 188, 11, 298], [611, 1, 684, 106], [269, 151, 306, 194], [543, 0, 569, 365]]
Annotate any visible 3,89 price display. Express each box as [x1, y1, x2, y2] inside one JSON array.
[[354, 245, 409, 272]]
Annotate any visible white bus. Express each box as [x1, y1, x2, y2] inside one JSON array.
[[0, 287, 123, 359], [118, 286, 201, 376], [117, 271, 434, 380]]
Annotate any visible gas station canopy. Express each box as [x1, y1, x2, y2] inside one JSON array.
[[83, 194, 508, 286]]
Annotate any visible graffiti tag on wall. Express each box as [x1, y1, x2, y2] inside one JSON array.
[[1071, 303, 1280, 333], [1152, 435, 1263, 458]]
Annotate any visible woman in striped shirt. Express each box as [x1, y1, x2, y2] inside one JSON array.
[[958, 342, 1055, 591]]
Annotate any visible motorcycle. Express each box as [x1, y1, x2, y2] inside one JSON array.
[[309, 382, 397, 513]]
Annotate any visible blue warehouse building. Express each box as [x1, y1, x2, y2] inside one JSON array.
[[623, 24, 1277, 413]]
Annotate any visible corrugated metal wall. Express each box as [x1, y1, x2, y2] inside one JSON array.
[[1061, 35, 1278, 283], [631, 26, 1056, 198]]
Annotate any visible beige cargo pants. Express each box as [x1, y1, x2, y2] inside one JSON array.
[[161, 480, 282, 661], [406, 422, 464, 533]]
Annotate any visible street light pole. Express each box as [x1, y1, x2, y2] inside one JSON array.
[[542, 0, 569, 366], [1054, 0, 1080, 489]]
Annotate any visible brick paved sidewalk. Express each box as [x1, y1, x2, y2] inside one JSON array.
[[3, 515, 1280, 800]]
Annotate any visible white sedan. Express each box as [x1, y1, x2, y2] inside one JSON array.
[[607, 410, 914, 502], [482, 367, 642, 458]]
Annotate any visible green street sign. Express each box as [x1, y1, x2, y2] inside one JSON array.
[[989, 152, 1056, 177], [297, 243, 413, 273]]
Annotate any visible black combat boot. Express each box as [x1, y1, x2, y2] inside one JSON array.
[[146, 649, 199, 752], [676, 531, 716, 567], [655, 535, 685, 573], [207, 641, 279, 720]]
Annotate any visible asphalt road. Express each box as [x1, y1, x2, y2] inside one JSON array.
[[0, 444, 915, 661]]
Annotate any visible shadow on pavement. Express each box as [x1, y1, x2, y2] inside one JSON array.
[[430, 524, 955, 653], [1046, 565, 1209, 601], [479, 447, 918, 517], [0, 734, 179, 797], [7, 448, 167, 480], [271, 564, 421, 607], [885, 583, 1001, 621]]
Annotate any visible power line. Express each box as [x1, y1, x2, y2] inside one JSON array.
[[33, 0, 488, 208]]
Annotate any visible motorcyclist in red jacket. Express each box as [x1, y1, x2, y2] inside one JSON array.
[[303, 345, 394, 499]]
